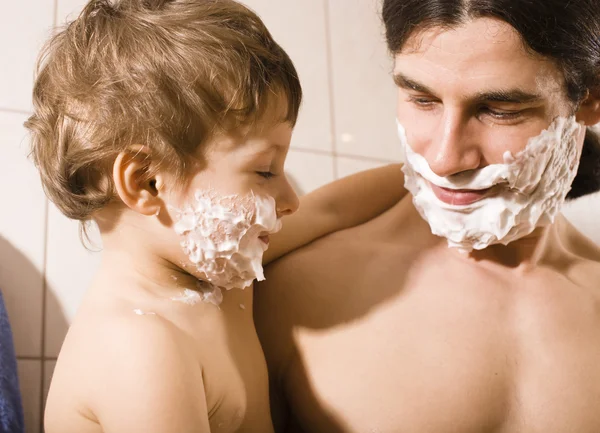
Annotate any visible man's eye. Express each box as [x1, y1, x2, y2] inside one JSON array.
[[407, 95, 438, 107], [482, 107, 524, 121], [256, 171, 275, 179]]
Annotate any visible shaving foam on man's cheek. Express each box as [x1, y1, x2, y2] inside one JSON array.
[[397, 116, 583, 251], [170, 189, 281, 296]]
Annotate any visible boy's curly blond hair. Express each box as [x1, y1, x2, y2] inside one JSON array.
[[25, 0, 302, 221]]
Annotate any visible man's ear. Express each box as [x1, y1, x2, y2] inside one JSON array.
[[113, 145, 162, 216], [576, 86, 600, 126]]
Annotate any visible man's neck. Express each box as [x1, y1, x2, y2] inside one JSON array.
[[381, 196, 572, 269], [459, 224, 558, 269]]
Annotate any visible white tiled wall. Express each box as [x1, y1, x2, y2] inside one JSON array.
[[328, 0, 401, 161], [0, 2, 55, 112], [1, 1, 600, 433]]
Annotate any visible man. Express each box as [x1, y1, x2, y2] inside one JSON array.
[[254, 0, 600, 431]]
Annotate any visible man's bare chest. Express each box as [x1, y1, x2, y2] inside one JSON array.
[[284, 257, 600, 433]]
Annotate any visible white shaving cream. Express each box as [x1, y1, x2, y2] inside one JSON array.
[[171, 189, 281, 293], [170, 286, 224, 307], [397, 116, 583, 251], [133, 309, 156, 316]]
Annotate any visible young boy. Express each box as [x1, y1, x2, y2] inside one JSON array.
[[26, 1, 405, 431]]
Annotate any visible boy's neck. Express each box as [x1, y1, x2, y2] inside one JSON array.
[[96, 214, 204, 301], [97, 245, 202, 300]]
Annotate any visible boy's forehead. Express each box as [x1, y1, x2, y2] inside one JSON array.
[[244, 121, 293, 151], [206, 121, 292, 156]]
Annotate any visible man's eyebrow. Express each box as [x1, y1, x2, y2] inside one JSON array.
[[393, 72, 543, 105], [393, 72, 436, 95], [473, 89, 543, 104]]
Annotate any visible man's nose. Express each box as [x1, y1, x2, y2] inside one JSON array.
[[425, 109, 482, 178]]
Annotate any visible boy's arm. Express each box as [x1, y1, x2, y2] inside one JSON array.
[[92, 316, 211, 433], [264, 163, 405, 264]]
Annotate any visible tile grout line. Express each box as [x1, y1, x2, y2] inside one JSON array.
[[18, 357, 58, 361], [323, 0, 339, 179], [17, 356, 58, 361], [0, 108, 31, 116], [289, 147, 333, 157], [38, 199, 49, 433], [336, 153, 398, 164], [290, 146, 397, 165], [40, 4, 60, 432]]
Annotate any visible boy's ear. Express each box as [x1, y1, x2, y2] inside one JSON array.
[[113, 145, 162, 216], [576, 86, 600, 126]]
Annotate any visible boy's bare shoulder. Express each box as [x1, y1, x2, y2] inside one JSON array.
[[61, 306, 199, 386], [48, 309, 209, 433]]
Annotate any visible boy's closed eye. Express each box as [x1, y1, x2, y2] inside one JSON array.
[[256, 171, 276, 179]]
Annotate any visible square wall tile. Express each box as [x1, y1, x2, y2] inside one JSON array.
[[328, 0, 401, 161], [241, 0, 333, 152], [562, 192, 600, 246], [336, 156, 392, 179], [0, 0, 54, 111], [0, 112, 46, 357], [17, 360, 41, 433], [56, 0, 89, 26], [45, 205, 102, 357], [285, 150, 335, 196]]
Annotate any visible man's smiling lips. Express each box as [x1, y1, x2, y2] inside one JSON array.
[[429, 182, 493, 205]]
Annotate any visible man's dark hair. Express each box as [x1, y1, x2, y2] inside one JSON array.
[[382, 0, 600, 198]]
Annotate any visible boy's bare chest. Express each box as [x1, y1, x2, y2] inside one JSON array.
[[189, 290, 274, 433]]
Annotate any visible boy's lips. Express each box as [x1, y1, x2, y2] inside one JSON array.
[[429, 182, 493, 206]]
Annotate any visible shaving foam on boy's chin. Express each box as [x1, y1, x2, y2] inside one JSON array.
[[397, 116, 583, 252], [170, 189, 281, 295]]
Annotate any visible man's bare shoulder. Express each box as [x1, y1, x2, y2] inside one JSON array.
[[560, 216, 600, 289], [573, 249, 600, 291], [254, 230, 360, 388], [255, 197, 424, 362], [257, 194, 422, 298], [257, 226, 375, 307], [256, 195, 424, 316]]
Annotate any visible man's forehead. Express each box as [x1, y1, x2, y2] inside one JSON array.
[[392, 18, 565, 101], [398, 17, 521, 56]]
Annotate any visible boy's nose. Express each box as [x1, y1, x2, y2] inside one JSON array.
[[276, 175, 300, 218]]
